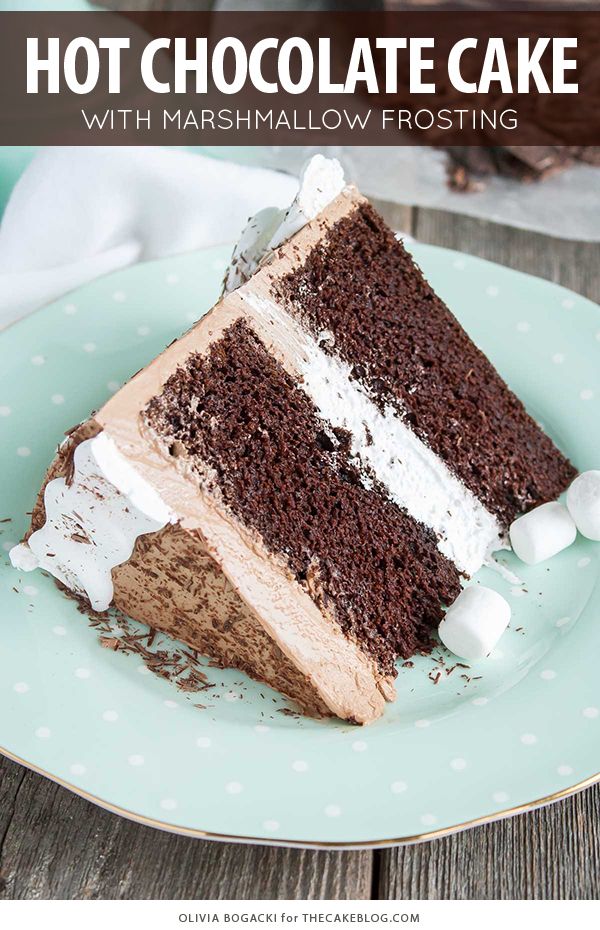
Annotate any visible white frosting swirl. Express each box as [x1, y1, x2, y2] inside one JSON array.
[[223, 154, 345, 294]]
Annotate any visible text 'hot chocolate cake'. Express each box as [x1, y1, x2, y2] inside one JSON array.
[[11, 157, 575, 724]]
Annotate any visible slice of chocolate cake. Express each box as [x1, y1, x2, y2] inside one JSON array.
[[11, 157, 575, 723]]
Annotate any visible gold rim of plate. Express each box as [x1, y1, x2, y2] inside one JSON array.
[[2, 743, 598, 849]]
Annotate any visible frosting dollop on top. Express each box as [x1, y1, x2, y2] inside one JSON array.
[[223, 154, 345, 294], [10, 432, 174, 611]]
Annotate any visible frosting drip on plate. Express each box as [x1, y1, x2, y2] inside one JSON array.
[[11, 432, 175, 611]]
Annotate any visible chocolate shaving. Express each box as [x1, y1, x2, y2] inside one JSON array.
[[71, 532, 92, 545], [56, 579, 215, 697]]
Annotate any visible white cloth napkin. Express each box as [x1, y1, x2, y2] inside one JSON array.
[[0, 147, 298, 328]]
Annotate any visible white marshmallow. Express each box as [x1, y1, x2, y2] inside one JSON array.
[[566, 470, 600, 541], [438, 585, 511, 661], [509, 501, 576, 565]]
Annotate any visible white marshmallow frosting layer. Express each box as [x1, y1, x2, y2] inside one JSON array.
[[243, 291, 504, 577], [10, 432, 174, 611], [301, 345, 504, 575]]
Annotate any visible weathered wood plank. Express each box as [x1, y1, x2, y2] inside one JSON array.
[[0, 756, 26, 898], [378, 785, 600, 899], [412, 207, 600, 304], [0, 755, 372, 900], [370, 200, 413, 236]]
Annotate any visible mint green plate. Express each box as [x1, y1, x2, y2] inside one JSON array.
[[2, 243, 600, 848]]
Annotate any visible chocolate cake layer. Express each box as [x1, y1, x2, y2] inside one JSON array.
[[276, 204, 576, 528], [144, 320, 461, 675]]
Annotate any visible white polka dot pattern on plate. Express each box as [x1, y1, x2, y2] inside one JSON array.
[[324, 804, 341, 818], [82, 342, 96, 353], [583, 707, 599, 719], [578, 557, 591, 568], [36, 727, 51, 739], [556, 616, 571, 628], [128, 754, 144, 766], [420, 813, 437, 826], [580, 389, 594, 401], [472, 697, 488, 706], [137, 326, 150, 336], [292, 760, 308, 772], [70, 763, 86, 776], [520, 733, 537, 745], [552, 353, 565, 364], [102, 710, 119, 722], [516, 321, 531, 333], [414, 719, 430, 728], [17, 447, 31, 457], [263, 819, 279, 831], [486, 285, 499, 297], [51, 394, 65, 405], [557, 765, 573, 776], [52, 625, 67, 636], [492, 791, 509, 804], [391, 780, 408, 794], [64, 303, 77, 315], [450, 758, 467, 771], [113, 291, 126, 302], [160, 798, 177, 811], [352, 740, 367, 752], [540, 670, 557, 680], [23, 585, 37, 596], [13, 682, 29, 693], [0, 405, 10, 416], [225, 781, 243, 794], [75, 667, 91, 679], [31, 355, 45, 366], [254, 724, 269, 734], [196, 737, 211, 749]]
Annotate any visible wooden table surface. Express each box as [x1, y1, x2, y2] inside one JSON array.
[[2, 201, 600, 900]]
